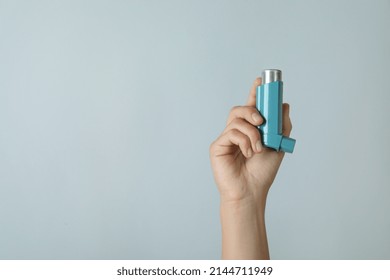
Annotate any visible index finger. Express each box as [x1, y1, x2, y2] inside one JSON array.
[[246, 77, 262, 107]]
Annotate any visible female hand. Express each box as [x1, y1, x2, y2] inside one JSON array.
[[210, 77, 293, 205], [209, 77, 293, 259]]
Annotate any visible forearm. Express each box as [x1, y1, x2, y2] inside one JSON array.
[[220, 196, 269, 260]]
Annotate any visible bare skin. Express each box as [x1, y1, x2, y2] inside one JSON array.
[[209, 77, 292, 259]]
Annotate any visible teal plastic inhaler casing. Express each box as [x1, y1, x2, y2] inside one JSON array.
[[256, 69, 296, 153]]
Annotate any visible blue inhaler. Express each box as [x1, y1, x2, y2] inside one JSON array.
[[256, 69, 296, 153]]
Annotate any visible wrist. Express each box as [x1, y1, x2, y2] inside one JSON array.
[[219, 187, 269, 212], [219, 193, 269, 259], [220, 196, 266, 222]]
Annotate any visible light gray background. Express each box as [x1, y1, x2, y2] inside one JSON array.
[[1, 0, 389, 259]]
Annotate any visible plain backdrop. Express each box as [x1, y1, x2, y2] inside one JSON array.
[[1, 0, 389, 259]]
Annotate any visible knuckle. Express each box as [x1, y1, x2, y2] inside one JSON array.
[[231, 129, 249, 147], [248, 126, 260, 140], [209, 141, 216, 154], [229, 105, 240, 114], [229, 128, 241, 138], [226, 106, 241, 125], [229, 118, 244, 126], [231, 130, 249, 145], [243, 136, 251, 148]]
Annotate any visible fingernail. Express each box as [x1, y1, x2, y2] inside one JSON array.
[[247, 148, 252, 157], [252, 113, 261, 123], [256, 141, 262, 152]]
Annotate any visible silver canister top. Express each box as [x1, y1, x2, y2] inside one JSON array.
[[262, 69, 282, 84]]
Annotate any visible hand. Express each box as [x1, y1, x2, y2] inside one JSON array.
[[210, 77, 293, 259], [210, 77, 293, 205]]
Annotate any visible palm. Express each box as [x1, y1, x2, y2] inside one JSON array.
[[211, 145, 284, 201]]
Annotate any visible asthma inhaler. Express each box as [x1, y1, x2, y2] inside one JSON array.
[[256, 69, 296, 153]]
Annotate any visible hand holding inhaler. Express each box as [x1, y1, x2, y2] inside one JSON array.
[[209, 70, 295, 259]]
